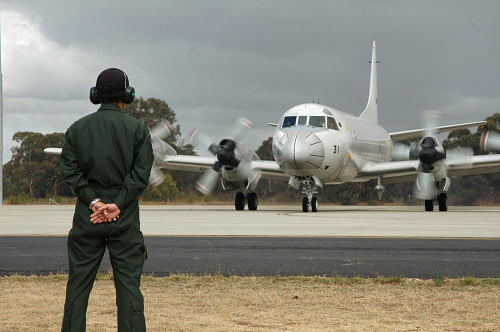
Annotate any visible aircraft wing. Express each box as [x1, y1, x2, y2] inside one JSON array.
[[162, 155, 217, 173], [389, 121, 486, 142], [356, 154, 500, 184], [249, 160, 289, 179], [447, 154, 500, 177], [354, 160, 419, 184], [43, 148, 288, 179], [163, 156, 288, 179]]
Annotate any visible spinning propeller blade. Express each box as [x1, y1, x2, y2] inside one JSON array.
[[149, 168, 165, 187], [423, 110, 440, 139], [235, 161, 261, 190], [187, 128, 213, 153], [149, 120, 176, 187], [195, 168, 220, 195], [412, 111, 445, 200], [151, 120, 174, 140], [230, 117, 253, 142], [189, 117, 259, 195]]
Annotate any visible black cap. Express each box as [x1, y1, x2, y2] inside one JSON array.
[[96, 68, 129, 102]]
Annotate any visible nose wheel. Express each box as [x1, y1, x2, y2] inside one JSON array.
[[302, 196, 318, 212], [311, 197, 318, 212], [301, 181, 319, 212], [302, 197, 308, 212]]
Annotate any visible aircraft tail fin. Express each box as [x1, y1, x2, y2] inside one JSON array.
[[359, 40, 378, 124]]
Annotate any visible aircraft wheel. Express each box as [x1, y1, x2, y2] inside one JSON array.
[[425, 199, 434, 212], [438, 193, 447, 212], [311, 197, 318, 212], [247, 192, 258, 211], [235, 192, 245, 211], [302, 197, 309, 212]]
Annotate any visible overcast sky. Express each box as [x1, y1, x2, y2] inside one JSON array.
[[1, 0, 499, 162]]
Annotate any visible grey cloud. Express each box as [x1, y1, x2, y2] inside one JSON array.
[[1, 0, 500, 161]]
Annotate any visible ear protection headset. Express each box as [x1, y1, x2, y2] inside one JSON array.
[[89, 69, 135, 105]]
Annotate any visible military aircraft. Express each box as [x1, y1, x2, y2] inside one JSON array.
[[46, 41, 500, 212]]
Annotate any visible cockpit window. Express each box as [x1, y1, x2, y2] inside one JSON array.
[[282, 116, 297, 128], [297, 116, 307, 125], [327, 117, 339, 130], [309, 116, 326, 128]]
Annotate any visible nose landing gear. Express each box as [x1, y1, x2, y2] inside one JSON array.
[[301, 181, 319, 212], [302, 196, 318, 212]]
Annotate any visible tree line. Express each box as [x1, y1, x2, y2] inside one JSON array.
[[3, 97, 500, 205]]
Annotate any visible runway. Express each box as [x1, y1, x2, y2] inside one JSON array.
[[1, 204, 500, 237], [1, 205, 499, 278]]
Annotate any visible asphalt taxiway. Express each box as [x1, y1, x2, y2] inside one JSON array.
[[1, 236, 499, 278], [1, 205, 499, 278]]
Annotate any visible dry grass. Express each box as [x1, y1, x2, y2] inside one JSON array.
[[0, 274, 499, 332]]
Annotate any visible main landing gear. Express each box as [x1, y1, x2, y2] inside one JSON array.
[[424, 193, 447, 212], [235, 192, 258, 211]]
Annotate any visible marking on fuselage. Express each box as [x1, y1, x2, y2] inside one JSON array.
[[310, 141, 321, 146], [307, 161, 320, 168], [293, 130, 299, 169], [310, 154, 325, 158]]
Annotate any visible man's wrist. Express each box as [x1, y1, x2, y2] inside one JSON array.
[[89, 198, 101, 210], [112, 199, 122, 211]]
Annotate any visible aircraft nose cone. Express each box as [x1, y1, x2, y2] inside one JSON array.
[[293, 130, 324, 169], [275, 130, 297, 170], [276, 129, 324, 170]]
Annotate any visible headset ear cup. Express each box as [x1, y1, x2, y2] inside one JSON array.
[[122, 86, 135, 104], [90, 87, 100, 104]]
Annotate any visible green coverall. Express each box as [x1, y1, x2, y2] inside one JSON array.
[[60, 103, 154, 331]]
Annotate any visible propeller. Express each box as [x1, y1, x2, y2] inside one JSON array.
[[480, 130, 500, 152], [392, 111, 473, 200], [149, 167, 165, 187], [148, 120, 177, 187], [188, 117, 261, 195], [150, 120, 175, 140], [413, 136, 446, 199], [391, 111, 440, 162]]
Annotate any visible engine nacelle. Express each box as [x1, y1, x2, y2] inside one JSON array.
[[480, 130, 500, 152]]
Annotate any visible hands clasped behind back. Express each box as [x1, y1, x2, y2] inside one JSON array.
[[90, 203, 121, 224]]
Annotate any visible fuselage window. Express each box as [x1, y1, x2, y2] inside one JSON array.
[[309, 116, 326, 128], [327, 117, 339, 130], [297, 116, 307, 125], [282, 116, 297, 128]]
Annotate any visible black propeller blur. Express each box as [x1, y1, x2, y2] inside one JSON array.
[[209, 139, 240, 171], [415, 137, 446, 172]]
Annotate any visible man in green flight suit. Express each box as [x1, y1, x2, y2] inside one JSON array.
[[60, 68, 154, 331]]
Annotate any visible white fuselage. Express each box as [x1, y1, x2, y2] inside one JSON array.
[[272, 103, 392, 184]]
